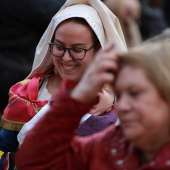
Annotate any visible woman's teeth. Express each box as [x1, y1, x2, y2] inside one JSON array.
[[63, 65, 76, 70]]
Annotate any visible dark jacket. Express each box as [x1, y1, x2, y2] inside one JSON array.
[[0, 0, 66, 112]]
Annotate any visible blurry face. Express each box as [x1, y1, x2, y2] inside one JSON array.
[[52, 20, 96, 81], [88, 85, 114, 115], [115, 66, 170, 147]]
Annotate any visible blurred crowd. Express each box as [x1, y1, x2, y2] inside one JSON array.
[[0, 0, 66, 113]]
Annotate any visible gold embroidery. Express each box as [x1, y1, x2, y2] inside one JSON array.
[[20, 79, 31, 85], [0, 150, 4, 159], [0, 116, 25, 131]]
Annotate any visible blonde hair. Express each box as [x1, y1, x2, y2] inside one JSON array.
[[117, 41, 170, 103], [145, 28, 170, 43]]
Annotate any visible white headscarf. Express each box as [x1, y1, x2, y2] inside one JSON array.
[[28, 0, 127, 78]]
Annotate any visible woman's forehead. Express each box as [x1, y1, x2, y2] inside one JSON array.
[[115, 66, 147, 88]]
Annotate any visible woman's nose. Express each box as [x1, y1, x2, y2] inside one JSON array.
[[117, 95, 131, 113], [62, 50, 72, 61]]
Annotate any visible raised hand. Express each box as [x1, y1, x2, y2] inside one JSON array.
[[71, 44, 118, 103]]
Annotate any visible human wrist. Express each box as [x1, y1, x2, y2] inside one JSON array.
[[71, 85, 95, 104]]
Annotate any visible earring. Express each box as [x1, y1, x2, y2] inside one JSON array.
[[54, 67, 58, 75]]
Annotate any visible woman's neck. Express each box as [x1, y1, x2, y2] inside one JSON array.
[[136, 137, 170, 161], [46, 74, 62, 98]]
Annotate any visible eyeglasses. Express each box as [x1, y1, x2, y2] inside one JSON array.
[[48, 43, 95, 60]]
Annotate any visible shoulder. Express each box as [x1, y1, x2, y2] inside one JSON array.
[[1, 74, 48, 131]]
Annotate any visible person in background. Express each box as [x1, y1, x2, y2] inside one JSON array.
[[103, 0, 142, 47], [139, 0, 168, 40], [144, 28, 170, 43], [16, 40, 170, 170], [0, 0, 127, 169], [0, 0, 66, 113], [164, 0, 170, 27]]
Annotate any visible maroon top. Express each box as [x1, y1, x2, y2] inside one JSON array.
[[15, 80, 170, 170]]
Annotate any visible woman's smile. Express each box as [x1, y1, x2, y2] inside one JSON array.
[[62, 63, 78, 71]]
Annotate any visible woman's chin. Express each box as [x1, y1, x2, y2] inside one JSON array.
[[88, 107, 97, 115], [122, 127, 143, 142]]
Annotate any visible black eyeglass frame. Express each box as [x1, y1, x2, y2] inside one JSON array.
[[48, 43, 95, 60]]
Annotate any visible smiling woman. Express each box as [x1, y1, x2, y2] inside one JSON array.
[[50, 18, 98, 81], [0, 0, 127, 169]]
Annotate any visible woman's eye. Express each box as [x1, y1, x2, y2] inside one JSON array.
[[55, 45, 64, 51], [115, 93, 120, 100], [103, 88, 111, 94], [72, 48, 83, 53], [130, 91, 139, 97]]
